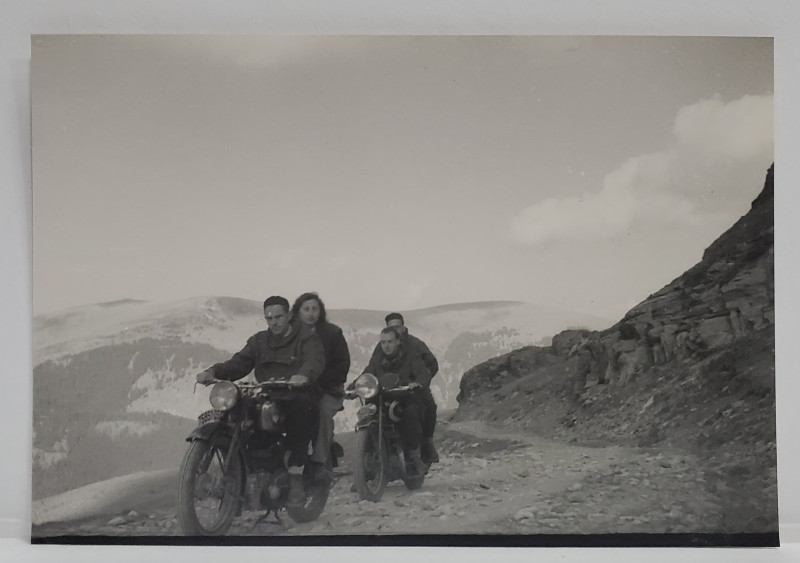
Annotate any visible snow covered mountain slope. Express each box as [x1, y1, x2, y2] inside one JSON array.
[[32, 297, 610, 499]]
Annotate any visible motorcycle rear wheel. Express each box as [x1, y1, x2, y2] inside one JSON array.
[[177, 439, 243, 535], [284, 462, 332, 523], [354, 425, 388, 502]]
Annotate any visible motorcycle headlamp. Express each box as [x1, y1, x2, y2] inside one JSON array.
[[209, 380, 239, 411], [354, 373, 379, 399]]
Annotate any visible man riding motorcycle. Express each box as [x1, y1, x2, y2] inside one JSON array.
[[368, 312, 440, 464], [361, 326, 431, 477], [196, 295, 325, 506]]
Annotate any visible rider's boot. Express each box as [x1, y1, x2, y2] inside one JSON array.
[[287, 466, 306, 506], [406, 448, 426, 476], [422, 437, 439, 464]]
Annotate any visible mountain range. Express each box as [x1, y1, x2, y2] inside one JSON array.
[[32, 296, 610, 499]]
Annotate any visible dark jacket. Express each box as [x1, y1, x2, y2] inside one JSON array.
[[364, 342, 432, 388], [211, 322, 325, 392], [369, 331, 438, 383], [313, 321, 351, 394]]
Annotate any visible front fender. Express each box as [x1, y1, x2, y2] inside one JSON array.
[[185, 423, 232, 447], [183, 424, 245, 505]]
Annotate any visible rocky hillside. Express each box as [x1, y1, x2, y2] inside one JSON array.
[[455, 165, 776, 530]]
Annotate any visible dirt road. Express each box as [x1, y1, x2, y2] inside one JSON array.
[[32, 418, 731, 538]]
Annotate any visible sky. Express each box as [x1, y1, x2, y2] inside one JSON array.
[[31, 35, 774, 319]]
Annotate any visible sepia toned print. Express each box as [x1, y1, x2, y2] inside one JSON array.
[[30, 35, 775, 545]]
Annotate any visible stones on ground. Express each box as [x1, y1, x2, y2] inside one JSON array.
[[107, 516, 126, 526], [514, 508, 535, 521]]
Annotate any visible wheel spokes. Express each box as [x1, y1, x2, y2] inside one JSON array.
[[193, 447, 232, 530], [364, 437, 384, 490]]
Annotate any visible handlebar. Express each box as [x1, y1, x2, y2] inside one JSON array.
[[345, 384, 422, 401], [203, 378, 311, 391], [383, 384, 420, 396], [243, 380, 311, 391]]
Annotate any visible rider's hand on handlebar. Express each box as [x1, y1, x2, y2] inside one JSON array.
[[196, 369, 217, 386], [288, 374, 309, 386], [408, 382, 423, 391]]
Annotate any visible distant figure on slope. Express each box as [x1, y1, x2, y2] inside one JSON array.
[[292, 292, 351, 482], [367, 312, 440, 464]]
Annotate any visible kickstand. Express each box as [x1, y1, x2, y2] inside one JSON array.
[[252, 509, 284, 530]]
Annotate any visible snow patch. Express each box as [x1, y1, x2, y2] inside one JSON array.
[[32, 469, 177, 525], [127, 351, 139, 372], [94, 420, 159, 439], [32, 437, 69, 469], [127, 372, 212, 419]]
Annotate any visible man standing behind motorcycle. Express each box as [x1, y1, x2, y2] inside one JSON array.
[[368, 312, 440, 464], [363, 326, 431, 476], [196, 295, 325, 507], [291, 292, 351, 482]]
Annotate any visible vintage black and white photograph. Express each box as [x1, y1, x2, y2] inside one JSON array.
[[29, 35, 776, 545]]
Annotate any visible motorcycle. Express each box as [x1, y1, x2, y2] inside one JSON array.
[[176, 375, 334, 535], [346, 372, 429, 502]]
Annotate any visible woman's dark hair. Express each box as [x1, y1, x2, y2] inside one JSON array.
[[291, 292, 327, 323]]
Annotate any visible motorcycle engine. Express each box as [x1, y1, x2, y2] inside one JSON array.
[[259, 400, 282, 431]]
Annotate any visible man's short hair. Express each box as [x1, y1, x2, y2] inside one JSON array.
[[385, 312, 404, 325], [263, 295, 290, 311], [381, 326, 399, 337]]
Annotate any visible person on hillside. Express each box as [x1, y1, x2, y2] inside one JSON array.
[[362, 326, 432, 476], [367, 312, 440, 464], [195, 295, 325, 507], [292, 292, 351, 482]]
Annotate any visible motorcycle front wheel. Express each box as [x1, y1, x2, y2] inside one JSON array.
[[177, 438, 243, 535], [354, 424, 388, 502]]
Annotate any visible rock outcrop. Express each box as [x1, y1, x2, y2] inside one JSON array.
[[456, 164, 775, 454]]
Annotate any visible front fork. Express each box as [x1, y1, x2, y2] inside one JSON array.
[[223, 422, 244, 474]]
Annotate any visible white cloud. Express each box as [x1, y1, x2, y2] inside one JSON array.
[[511, 94, 773, 246], [673, 94, 773, 160], [509, 191, 634, 245]]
